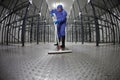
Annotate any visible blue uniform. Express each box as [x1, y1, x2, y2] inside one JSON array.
[[50, 5, 67, 38]]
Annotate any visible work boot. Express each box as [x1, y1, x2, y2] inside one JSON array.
[[54, 43, 58, 46], [54, 38, 60, 46], [61, 36, 65, 48]]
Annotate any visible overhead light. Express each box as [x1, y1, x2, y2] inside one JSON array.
[[113, 12, 116, 15], [52, 2, 64, 8], [79, 12, 82, 15], [74, 20, 76, 22], [119, 17, 120, 19], [44, 20, 47, 22], [29, 0, 32, 4], [87, 0, 91, 3], [39, 12, 41, 16], [5, 14, 8, 16]]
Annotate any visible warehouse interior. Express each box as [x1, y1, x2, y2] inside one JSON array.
[[0, 0, 120, 80]]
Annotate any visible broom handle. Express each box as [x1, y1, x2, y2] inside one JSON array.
[[52, 13, 60, 46]]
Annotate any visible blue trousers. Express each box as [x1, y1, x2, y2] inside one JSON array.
[[57, 23, 66, 38]]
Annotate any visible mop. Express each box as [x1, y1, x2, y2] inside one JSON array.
[[48, 13, 72, 54]]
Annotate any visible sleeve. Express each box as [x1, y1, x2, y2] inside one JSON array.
[[50, 9, 56, 14], [57, 10, 67, 23]]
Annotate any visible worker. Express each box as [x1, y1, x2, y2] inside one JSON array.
[[50, 4, 67, 48]]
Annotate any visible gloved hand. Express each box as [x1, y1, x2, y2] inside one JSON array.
[[53, 20, 59, 24], [50, 13, 54, 17]]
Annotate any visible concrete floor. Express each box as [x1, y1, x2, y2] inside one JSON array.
[[0, 43, 120, 80]]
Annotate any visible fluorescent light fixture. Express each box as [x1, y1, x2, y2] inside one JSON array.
[[52, 2, 64, 8], [29, 0, 32, 4], [44, 20, 47, 22], [113, 12, 116, 15], [74, 20, 76, 22], [79, 12, 82, 15], [5, 14, 8, 16], [119, 17, 120, 19], [39, 12, 41, 16], [87, 0, 91, 3]]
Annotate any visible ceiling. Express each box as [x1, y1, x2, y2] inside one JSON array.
[[0, 0, 119, 19], [46, 0, 74, 14]]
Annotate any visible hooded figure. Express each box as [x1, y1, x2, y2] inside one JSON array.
[[50, 5, 67, 48]]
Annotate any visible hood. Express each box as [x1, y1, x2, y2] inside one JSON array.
[[57, 5, 63, 9]]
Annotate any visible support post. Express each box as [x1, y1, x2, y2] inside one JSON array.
[[21, 3, 29, 47], [90, 1, 100, 46], [37, 16, 40, 44]]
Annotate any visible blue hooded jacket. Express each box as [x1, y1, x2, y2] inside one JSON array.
[[50, 5, 67, 37]]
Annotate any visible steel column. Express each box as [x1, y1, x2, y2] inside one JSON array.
[[21, 3, 30, 46], [37, 16, 40, 44], [90, 1, 100, 46]]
